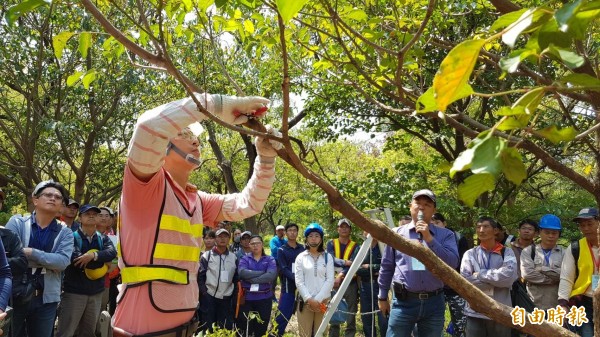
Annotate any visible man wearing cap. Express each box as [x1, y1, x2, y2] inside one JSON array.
[[56, 205, 116, 337], [558, 207, 600, 337], [270, 225, 288, 261], [327, 218, 359, 337], [461, 216, 517, 337], [274, 222, 305, 336], [112, 92, 280, 336], [270, 225, 288, 302], [236, 231, 253, 259], [62, 199, 80, 232], [6, 180, 74, 337], [521, 214, 564, 310], [378, 189, 459, 337], [198, 228, 239, 333]]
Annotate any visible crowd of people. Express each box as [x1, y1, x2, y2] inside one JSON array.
[[0, 91, 597, 337]]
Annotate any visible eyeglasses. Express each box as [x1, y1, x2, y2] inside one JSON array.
[[175, 128, 199, 142], [39, 192, 63, 201], [249, 242, 262, 246]]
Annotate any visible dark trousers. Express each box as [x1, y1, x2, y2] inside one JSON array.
[[329, 280, 358, 337], [108, 277, 119, 316], [13, 295, 58, 337], [275, 291, 296, 336], [237, 298, 272, 337], [199, 294, 234, 333], [359, 280, 387, 337]]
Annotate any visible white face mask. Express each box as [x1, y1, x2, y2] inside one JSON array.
[[234, 235, 241, 243]]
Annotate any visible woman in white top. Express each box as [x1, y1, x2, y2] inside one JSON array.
[[294, 223, 335, 337]]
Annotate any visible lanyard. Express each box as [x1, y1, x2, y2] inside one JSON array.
[[479, 248, 492, 270], [588, 243, 600, 274], [542, 249, 552, 266]]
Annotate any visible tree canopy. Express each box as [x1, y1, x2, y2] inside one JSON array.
[[2, 0, 600, 334]]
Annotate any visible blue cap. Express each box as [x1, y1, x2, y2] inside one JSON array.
[[79, 204, 101, 214], [573, 208, 599, 222]]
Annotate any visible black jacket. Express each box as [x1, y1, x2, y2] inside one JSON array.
[[63, 229, 116, 295], [0, 227, 27, 296]]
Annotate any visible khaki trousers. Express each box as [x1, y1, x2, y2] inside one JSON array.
[[297, 307, 325, 337]]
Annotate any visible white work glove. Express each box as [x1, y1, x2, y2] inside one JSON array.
[[210, 94, 270, 125], [255, 125, 283, 158]]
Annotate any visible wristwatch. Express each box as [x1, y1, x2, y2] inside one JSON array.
[[378, 297, 387, 301]]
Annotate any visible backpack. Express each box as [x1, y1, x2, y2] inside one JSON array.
[[73, 230, 103, 250], [571, 240, 580, 279]]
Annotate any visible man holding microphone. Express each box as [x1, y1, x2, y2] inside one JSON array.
[[378, 189, 459, 337]]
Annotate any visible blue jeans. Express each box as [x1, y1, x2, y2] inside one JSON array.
[[386, 293, 445, 337], [359, 280, 387, 337], [275, 291, 296, 336], [14, 295, 58, 337]]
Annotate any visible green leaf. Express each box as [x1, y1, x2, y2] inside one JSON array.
[[276, 0, 310, 23], [502, 9, 535, 48], [66, 71, 83, 86], [538, 19, 572, 49], [513, 87, 545, 114], [5, 0, 49, 26], [501, 147, 527, 185], [471, 136, 505, 176], [499, 55, 521, 73], [181, 0, 192, 11], [345, 9, 368, 21], [497, 115, 530, 131], [490, 8, 528, 31], [198, 0, 216, 11], [555, 0, 583, 32], [496, 106, 526, 116], [432, 39, 485, 111], [561, 73, 600, 88], [244, 20, 255, 34], [534, 125, 577, 144], [416, 84, 473, 113], [53, 32, 75, 59], [449, 148, 474, 178], [78, 32, 92, 59], [545, 45, 585, 69], [499, 49, 538, 73], [416, 87, 437, 113], [457, 173, 495, 207], [82, 70, 97, 89]]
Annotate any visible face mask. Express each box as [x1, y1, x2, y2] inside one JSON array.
[[234, 236, 241, 243]]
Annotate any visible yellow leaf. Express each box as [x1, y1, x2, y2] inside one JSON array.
[[433, 39, 486, 111]]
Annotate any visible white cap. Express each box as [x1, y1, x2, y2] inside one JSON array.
[[276, 225, 285, 231]]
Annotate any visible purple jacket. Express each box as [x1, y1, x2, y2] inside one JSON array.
[[238, 254, 277, 301], [378, 222, 459, 298]]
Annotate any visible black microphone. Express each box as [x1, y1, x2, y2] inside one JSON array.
[[417, 210, 424, 240]]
